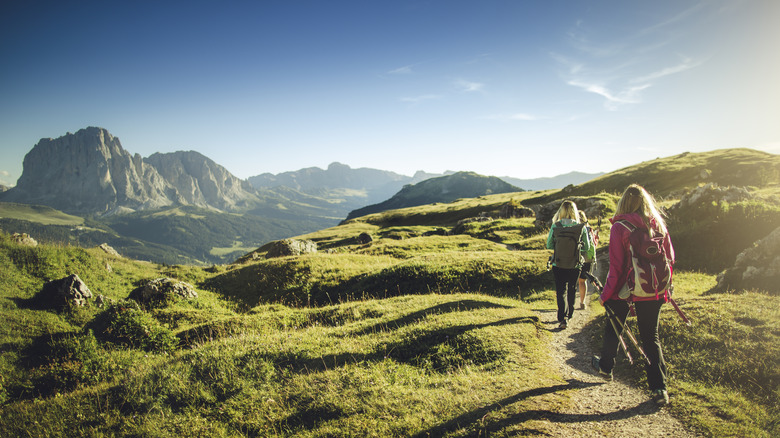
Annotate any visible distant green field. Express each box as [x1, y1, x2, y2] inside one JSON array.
[[0, 202, 84, 226]]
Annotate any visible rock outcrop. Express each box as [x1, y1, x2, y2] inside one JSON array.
[[0, 127, 260, 215], [97, 243, 121, 257], [128, 278, 198, 304], [265, 239, 318, 258], [145, 151, 259, 211], [670, 183, 751, 211], [716, 226, 780, 294], [39, 274, 93, 308], [11, 233, 38, 246]]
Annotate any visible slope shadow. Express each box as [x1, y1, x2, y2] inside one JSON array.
[[349, 299, 520, 336]]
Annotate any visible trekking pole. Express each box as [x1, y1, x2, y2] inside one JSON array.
[[607, 304, 651, 365], [604, 304, 634, 364], [583, 271, 603, 292], [668, 284, 692, 326]]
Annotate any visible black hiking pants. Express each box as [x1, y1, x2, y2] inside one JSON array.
[[552, 266, 580, 322], [600, 299, 667, 391]]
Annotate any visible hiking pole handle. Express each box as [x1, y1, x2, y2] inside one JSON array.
[[669, 298, 691, 326]]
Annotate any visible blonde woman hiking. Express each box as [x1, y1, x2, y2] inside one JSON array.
[[592, 184, 675, 405], [546, 200, 594, 329]]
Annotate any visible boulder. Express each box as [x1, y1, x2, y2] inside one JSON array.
[[265, 239, 318, 259], [40, 274, 93, 308], [716, 226, 780, 294], [129, 277, 198, 304], [671, 183, 751, 211], [97, 243, 121, 257], [12, 233, 38, 247]]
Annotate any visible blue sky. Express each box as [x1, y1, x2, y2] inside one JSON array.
[[1, 0, 778, 187]]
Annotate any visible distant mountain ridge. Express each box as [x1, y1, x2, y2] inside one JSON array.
[[346, 171, 521, 219]]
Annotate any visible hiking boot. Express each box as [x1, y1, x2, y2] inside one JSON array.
[[591, 356, 613, 381], [559, 321, 567, 329], [579, 302, 586, 310], [652, 389, 669, 406]]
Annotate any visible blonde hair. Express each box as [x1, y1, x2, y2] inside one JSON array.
[[552, 200, 579, 223], [615, 184, 667, 235], [578, 210, 588, 223]]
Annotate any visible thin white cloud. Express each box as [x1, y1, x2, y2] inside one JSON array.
[[640, 2, 705, 34], [388, 65, 413, 75], [567, 80, 652, 110], [400, 94, 442, 103], [631, 56, 704, 83], [550, 52, 584, 75], [0, 170, 11, 186], [454, 79, 484, 92]]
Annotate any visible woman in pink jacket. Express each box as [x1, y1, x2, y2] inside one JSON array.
[[592, 184, 675, 406]]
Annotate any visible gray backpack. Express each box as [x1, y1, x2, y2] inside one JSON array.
[[552, 222, 585, 269]]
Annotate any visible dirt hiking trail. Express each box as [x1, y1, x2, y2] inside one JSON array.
[[536, 303, 699, 437]]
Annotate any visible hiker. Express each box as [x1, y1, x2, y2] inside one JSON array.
[[593, 184, 675, 405], [577, 211, 597, 309], [546, 200, 593, 329]]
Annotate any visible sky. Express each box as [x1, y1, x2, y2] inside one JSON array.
[[1, 0, 779, 187]]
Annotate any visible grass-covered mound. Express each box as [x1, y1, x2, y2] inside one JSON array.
[[528, 148, 780, 203]]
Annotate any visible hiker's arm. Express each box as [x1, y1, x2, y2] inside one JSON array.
[[600, 225, 629, 303], [546, 226, 555, 250]]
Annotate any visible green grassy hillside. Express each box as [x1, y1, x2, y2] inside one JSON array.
[[530, 148, 780, 202], [0, 202, 84, 226], [347, 171, 522, 220], [1, 148, 778, 437]]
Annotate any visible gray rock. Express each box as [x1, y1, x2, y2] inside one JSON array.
[[716, 226, 780, 293], [12, 232, 38, 247], [97, 243, 121, 257], [265, 239, 318, 258], [129, 278, 198, 304], [41, 274, 93, 308]]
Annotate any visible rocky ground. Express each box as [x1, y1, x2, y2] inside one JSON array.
[[534, 300, 698, 437]]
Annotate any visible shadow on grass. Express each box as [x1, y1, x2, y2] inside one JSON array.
[[257, 315, 540, 375], [349, 299, 519, 336]]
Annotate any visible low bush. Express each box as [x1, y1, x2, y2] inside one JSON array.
[[88, 301, 179, 352]]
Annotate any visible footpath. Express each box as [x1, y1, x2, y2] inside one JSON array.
[[537, 303, 698, 437]]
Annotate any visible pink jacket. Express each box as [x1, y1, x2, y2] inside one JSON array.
[[599, 212, 675, 303]]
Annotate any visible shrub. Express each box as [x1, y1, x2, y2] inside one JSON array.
[[88, 300, 178, 352]]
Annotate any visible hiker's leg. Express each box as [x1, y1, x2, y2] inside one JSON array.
[[599, 300, 630, 373], [635, 300, 667, 391], [566, 268, 579, 318], [578, 278, 587, 305], [552, 267, 567, 323]]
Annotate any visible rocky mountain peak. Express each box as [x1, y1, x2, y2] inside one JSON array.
[[1, 127, 259, 215]]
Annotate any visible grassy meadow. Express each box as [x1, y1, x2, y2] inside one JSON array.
[[1, 149, 779, 436]]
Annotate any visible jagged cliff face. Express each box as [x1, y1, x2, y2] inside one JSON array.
[[2, 127, 258, 215], [145, 151, 259, 211]]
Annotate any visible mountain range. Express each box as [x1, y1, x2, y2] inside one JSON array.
[[0, 127, 602, 264]]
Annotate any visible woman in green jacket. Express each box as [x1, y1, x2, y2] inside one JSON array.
[[546, 200, 594, 329]]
